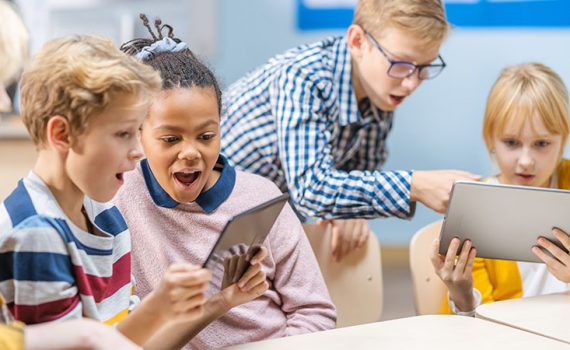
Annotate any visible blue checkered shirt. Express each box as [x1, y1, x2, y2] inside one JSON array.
[[221, 36, 414, 220]]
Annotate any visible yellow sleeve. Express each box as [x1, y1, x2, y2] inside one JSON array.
[[474, 258, 523, 305], [0, 323, 24, 350], [472, 258, 499, 304]]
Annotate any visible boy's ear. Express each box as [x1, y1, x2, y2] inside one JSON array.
[[347, 24, 367, 58], [46, 115, 72, 153]]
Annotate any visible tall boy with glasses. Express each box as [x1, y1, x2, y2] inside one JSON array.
[[221, 0, 479, 261]]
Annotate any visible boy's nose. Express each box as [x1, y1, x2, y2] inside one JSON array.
[[128, 140, 144, 161], [128, 148, 144, 161], [401, 72, 422, 92]]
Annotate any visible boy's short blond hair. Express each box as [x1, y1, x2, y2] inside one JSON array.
[[482, 63, 570, 154], [353, 0, 449, 46], [0, 0, 28, 85], [20, 35, 162, 147]]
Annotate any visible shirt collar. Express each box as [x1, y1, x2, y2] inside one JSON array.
[[333, 37, 392, 126], [141, 155, 236, 213], [333, 37, 360, 126]]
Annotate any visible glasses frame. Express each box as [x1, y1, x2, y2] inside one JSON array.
[[364, 32, 446, 80]]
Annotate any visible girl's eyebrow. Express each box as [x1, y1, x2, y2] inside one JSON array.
[[153, 124, 185, 132], [196, 119, 219, 129], [153, 119, 218, 132], [501, 133, 554, 139]]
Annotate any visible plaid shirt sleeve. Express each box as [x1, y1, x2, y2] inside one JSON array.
[[270, 66, 414, 220]]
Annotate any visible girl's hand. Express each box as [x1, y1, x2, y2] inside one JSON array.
[[430, 237, 477, 312], [533, 228, 570, 283], [220, 247, 269, 309]]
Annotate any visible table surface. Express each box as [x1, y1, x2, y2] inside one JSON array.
[[221, 315, 570, 350], [476, 291, 570, 344]]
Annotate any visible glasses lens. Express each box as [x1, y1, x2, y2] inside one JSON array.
[[419, 65, 445, 80], [388, 63, 416, 79]]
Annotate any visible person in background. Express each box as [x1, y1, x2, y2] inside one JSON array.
[[221, 0, 479, 262]]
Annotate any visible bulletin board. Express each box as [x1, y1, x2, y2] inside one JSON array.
[[297, 0, 570, 30]]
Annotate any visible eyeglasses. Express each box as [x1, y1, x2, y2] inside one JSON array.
[[365, 32, 446, 80]]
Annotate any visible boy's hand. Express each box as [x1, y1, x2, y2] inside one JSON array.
[[411, 170, 481, 213], [26, 318, 142, 350], [152, 264, 211, 323], [533, 228, 570, 283], [320, 218, 370, 262], [430, 237, 477, 312], [220, 247, 269, 309]]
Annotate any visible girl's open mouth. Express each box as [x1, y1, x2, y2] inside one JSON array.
[[174, 171, 201, 187]]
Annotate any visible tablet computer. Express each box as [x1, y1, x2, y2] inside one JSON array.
[[202, 192, 290, 280], [439, 181, 570, 263]]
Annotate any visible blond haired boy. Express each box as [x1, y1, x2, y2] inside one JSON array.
[[0, 35, 212, 347], [222, 0, 480, 261]]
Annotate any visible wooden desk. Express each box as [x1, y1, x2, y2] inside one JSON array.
[[476, 291, 570, 344], [221, 315, 569, 350]]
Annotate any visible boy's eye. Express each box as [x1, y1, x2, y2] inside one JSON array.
[[116, 131, 131, 139], [160, 136, 180, 143]]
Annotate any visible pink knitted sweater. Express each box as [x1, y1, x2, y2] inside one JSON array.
[[113, 157, 336, 349]]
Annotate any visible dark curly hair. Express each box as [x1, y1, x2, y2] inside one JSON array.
[[120, 14, 222, 113]]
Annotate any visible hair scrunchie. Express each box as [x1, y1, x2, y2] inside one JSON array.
[[135, 37, 188, 61]]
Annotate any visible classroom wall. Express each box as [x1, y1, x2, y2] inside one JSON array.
[[9, 0, 570, 245]]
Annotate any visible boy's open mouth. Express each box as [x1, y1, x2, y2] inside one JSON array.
[[116, 173, 124, 181], [174, 171, 200, 186], [389, 94, 406, 105]]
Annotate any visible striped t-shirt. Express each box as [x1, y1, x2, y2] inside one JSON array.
[[0, 171, 136, 325]]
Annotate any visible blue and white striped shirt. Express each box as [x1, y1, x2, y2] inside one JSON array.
[[0, 171, 136, 325], [221, 36, 414, 220]]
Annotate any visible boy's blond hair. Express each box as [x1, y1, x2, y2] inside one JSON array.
[[20, 35, 162, 147], [353, 0, 449, 46], [482, 63, 570, 154], [0, 0, 28, 85]]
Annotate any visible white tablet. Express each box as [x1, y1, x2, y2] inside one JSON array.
[[439, 181, 570, 263]]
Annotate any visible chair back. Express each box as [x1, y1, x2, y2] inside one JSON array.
[[304, 223, 383, 327], [409, 220, 447, 315]]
